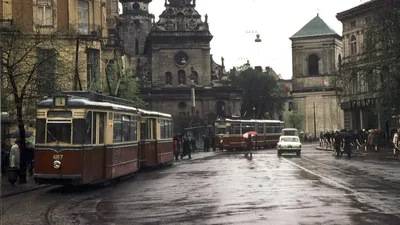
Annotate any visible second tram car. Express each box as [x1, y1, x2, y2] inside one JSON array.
[[34, 92, 173, 185], [213, 118, 284, 151]]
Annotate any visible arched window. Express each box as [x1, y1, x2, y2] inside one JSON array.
[[191, 71, 198, 84], [165, 72, 172, 85], [215, 101, 226, 117], [178, 70, 186, 85], [350, 35, 357, 55], [308, 54, 319, 75], [338, 54, 342, 73]]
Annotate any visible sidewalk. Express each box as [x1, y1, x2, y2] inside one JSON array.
[[1, 174, 49, 198], [316, 145, 400, 161]]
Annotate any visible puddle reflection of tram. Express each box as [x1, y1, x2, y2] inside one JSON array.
[[34, 92, 173, 186], [212, 118, 284, 151]]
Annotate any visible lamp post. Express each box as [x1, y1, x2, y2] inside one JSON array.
[[313, 103, 317, 140], [189, 66, 196, 117], [253, 106, 256, 119]]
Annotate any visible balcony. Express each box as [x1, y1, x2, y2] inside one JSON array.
[[0, 19, 14, 33], [68, 23, 103, 40]]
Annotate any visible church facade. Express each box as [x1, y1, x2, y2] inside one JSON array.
[[290, 14, 344, 136], [120, 0, 242, 123]]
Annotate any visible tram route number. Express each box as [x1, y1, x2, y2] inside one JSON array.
[[53, 154, 64, 160]]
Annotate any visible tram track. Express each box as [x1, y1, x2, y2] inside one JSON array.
[[299, 155, 400, 189]]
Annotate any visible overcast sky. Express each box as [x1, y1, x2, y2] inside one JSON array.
[[126, 0, 370, 79]]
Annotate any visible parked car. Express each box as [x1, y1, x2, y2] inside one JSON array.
[[277, 136, 302, 156]]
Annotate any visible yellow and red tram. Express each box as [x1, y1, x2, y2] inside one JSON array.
[[34, 92, 173, 185], [138, 109, 174, 167], [212, 118, 284, 151]]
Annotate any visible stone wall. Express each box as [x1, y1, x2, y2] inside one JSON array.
[[151, 47, 212, 86], [292, 91, 343, 135]]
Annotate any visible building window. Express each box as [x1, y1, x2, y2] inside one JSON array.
[[37, 0, 53, 26], [87, 49, 100, 91], [106, 59, 116, 78], [37, 48, 57, 97], [135, 38, 139, 55], [178, 70, 186, 85], [190, 71, 198, 84], [111, 0, 119, 13], [338, 54, 342, 73], [108, 29, 116, 45], [350, 35, 357, 55], [165, 72, 172, 85], [215, 101, 226, 117], [78, 0, 89, 35], [308, 54, 319, 75], [350, 21, 356, 28]]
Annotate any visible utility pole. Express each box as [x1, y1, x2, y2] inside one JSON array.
[[74, 36, 82, 91], [313, 102, 317, 140]]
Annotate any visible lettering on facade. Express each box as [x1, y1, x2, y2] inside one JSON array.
[[341, 98, 376, 110]]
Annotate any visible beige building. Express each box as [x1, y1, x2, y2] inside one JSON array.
[[336, 1, 382, 130], [0, 0, 121, 98], [290, 14, 344, 136]]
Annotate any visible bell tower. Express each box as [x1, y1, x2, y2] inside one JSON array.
[[120, 0, 154, 58]]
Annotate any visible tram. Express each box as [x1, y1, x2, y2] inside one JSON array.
[[212, 118, 284, 151], [34, 92, 173, 185]]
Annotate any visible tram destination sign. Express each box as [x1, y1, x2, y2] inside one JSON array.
[[53, 95, 68, 108]]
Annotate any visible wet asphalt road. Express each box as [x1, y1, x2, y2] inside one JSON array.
[[2, 144, 400, 225]]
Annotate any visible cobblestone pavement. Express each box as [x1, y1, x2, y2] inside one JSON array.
[[2, 145, 400, 225]]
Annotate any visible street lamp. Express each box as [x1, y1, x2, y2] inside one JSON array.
[[189, 65, 196, 117], [313, 103, 317, 140], [253, 106, 256, 119]]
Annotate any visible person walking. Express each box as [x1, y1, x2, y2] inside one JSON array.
[[393, 129, 400, 157], [245, 135, 253, 158]]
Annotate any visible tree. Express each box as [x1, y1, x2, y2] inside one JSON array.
[[104, 63, 146, 108], [1, 22, 75, 183], [230, 67, 286, 119], [287, 112, 304, 130]]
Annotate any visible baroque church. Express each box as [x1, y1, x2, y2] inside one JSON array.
[[119, 0, 242, 121], [290, 14, 344, 135]]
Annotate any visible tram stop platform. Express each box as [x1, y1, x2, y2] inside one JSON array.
[[1, 174, 49, 198]]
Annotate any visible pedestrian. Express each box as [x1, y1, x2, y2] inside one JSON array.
[[8, 139, 21, 184], [393, 129, 400, 157], [1, 139, 11, 175], [190, 136, 196, 152], [334, 131, 341, 156], [245, 135, 253, 158], [181, 137, 191, 159], [203, 135, 210, 152], [173, 135, 180, 160], [25, 141, 35, 176]]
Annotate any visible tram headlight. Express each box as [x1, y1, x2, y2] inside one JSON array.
[[53, 160, 61, 169]]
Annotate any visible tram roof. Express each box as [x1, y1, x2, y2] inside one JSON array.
[[137, 108, 172, 118], [37, 97, 138, 113], [219, 118, 284, 123]]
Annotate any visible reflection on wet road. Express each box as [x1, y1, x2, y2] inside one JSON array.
[[4, 144, 400, 225]]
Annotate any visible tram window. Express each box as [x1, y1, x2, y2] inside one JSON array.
[[160, 120, 165, 139], [266, 126, 273, 133], [140, 119, 150, 140], [47, 122, 71, 144], [152, 119, 156, 140], [274, 126, 280, 133], [92, 113, 98, 144], [73, 119, 86, 144], [122, 115, 130, 142], [113, 114, 122, 142], [99, 113, 105, 144], [167, 120, 172, 138], [242, 124, 255, 133], [257, 124, 264, 134], [130, 116, 137, 141], [36, 119, 46, 144], [233, 124, 241, 134], [85, 112, 92, 144], [217, 128, 226, 134]]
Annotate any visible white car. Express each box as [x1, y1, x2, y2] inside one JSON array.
[[277, 136, 302, 156]]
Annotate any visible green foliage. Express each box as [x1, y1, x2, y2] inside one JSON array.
[[230, 67, 286, 119], [287, 112, 304, 130], [104, 63, 147, 108]]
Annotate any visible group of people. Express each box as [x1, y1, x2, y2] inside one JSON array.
[[1, 138, 35, 183], [172, 134, 211, 160]]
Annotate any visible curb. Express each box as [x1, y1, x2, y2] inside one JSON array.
[[315, 147, 333, 152], [1, 184, 52, 198]]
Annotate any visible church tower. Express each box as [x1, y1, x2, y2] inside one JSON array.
[[120, 0, 154, 68], [140, 0, 242, 122], [290, 14, 344, 135]]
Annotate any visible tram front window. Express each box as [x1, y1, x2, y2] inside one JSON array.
[[47, 122, 71, 144]]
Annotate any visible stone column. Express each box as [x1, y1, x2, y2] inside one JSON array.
[[360, 108, 364, 129]]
